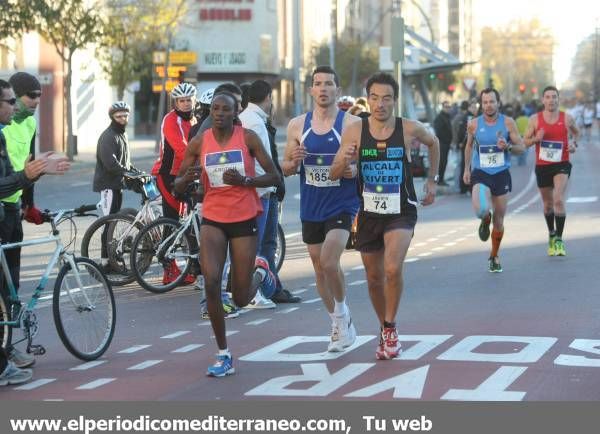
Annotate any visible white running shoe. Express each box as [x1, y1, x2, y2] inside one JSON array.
[[327, 312, 357, 352], [245, 291, 276, 309]]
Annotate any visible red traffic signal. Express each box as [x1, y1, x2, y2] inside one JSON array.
[[447, 84, 456, 94], [518, 84, 526, 94]]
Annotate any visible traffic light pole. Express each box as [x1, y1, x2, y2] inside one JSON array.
[[391, 14, 404, 117]]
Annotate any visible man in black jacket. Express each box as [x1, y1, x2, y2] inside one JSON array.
[[93, 101, 136, 216], [433, 101, 453, 186]]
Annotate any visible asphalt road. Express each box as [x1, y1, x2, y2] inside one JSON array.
[[2, 136, 600, 401]]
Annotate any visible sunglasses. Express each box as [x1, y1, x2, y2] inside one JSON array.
[[26, 91, 42, 99], [0, 98, 17, 105]]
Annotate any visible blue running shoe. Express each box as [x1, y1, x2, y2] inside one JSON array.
[[206, 354, 235, 377], [255, 256, 276, 298]]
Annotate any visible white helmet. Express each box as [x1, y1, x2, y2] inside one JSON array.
[[171, 82, 197, 99], [108, 101, 131, 118], [199, 88, 215, 105]]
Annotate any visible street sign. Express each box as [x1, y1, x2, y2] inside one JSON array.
[[152, 79, 179, 93], [152, 51, 197, 65], [463, 78, 476, 90], [154, 65, 187, 78]]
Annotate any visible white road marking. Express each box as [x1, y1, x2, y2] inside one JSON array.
[[405, 258, 420, 263], [160, 331, 191, 339], [76, 378, 116, 390], [246, 318, 271, 325], [128, 360, 163, 370], [285, 231, 302, 239], [431, 247, 445, 251], [70, 361, 107, 371], [14, 378, 56, 391], [508, 171, 536, 206], [567, 196, 598, 203], [292, 289, 308, 294], [172, 344, 204, 353], [414, 242, 427, 247], [309, 282, 317, 287], [72, 181, 91, 187], [426, 238, 439, 242], [351, 265, 364, 271], [418, 252, 432, 257], [302, 297, 322, 304], [198, 322, 211, 326], [277, 307, 299, 314], [349, 280, 367, 286], [118, 345, 151, 354]]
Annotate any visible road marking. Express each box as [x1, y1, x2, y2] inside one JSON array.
[[172, 344, 204, 353], [128, 360, 163, 370], [70, 361, 107, 371], [309, 282, 317, 287], [349, 280, 367, 286], [302, 297, 322, 304], [161, 331, 191, 339], [508, 171, 536, 206], [43, 399, 64, 401], [72, 181, 91, 187], [405, 258, 420, 263], [447, 230, 458, 234], [418, 252, 432, 257], [277, 307, 299, 314], [246, 318, 271, 325], [212, 331, 239, 338], [426, 238, 439, 242], [14, 378, 56, 391], [118, 345, 151, 354], [76, 378, 116, 390], [198, 322, 211, 326], [567, 196, 598, 203], [431, 247, 445, 251], [285, 231, 302, 239], [455, 237, 466, 242], [351, 265, 364, 271], [414, 242, 427, 247], [292, 289, 308, 295], [293, 193, 300, 200]]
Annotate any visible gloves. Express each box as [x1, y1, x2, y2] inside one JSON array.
[[23, 206, 44, 225]]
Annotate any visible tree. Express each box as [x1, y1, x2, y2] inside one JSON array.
[[567, 32, 599, 99], [0, 0, 103, 160], [312, 39, 379, 96]]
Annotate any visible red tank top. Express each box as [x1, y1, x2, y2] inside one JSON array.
[[200, 126, 262, 223], [535, 111, 569, 166]]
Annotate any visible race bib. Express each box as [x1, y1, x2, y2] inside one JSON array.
[[204, 150, 245, 188], [363, 184, 401, 214], [479, 145, 505, 168], [540, 141, 563, 163], [304, 153, 339, 187]]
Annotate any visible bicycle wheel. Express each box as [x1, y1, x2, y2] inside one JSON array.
[[80, 213, 141, 286], [131, 217, 193, 293], [0, 290, 12, 350], [53, 257, 116, 361], [275, 223, 286, 272]]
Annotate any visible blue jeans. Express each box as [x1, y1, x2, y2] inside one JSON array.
[[259, 194, 283, 291], [255, 195, 270, 250]]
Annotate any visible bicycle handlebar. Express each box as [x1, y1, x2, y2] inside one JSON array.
[[41, 204, 99, 223]]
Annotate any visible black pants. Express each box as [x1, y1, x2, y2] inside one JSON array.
[[0, 206, 23, 293], [459, 146, 469, 194], [0, 347, 7, 372], [438, 141, 451, 182]]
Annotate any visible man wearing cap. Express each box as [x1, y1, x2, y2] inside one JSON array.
[[0, 72, 69, 368]]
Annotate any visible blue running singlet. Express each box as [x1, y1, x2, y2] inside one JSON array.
[[471, 113, 511, 175], [299, 110, 359, 222]]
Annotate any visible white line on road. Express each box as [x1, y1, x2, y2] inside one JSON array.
[[426, 238, 439, 242], [309, 282, 317, 287], [277, 307, 299, 314], [351, 265, 365, 271], [211, 331, 239, 338], [198, 322, 211, 326], [128, 360, 163, 370], [70, 361, 107, 371], [118, 345, 151, 354], [246, 318, 271, 325], [405, 258, 420, 263], [455, 237, 466, 242], [567, 196, 598, 203], [431, 247, 445, 251], [414, 242, 427, 247], [14, 379, 56, 391], [418, 252, 432, 257], [349, 280, 367, 286], [508, 171, 536, 206], [292, 289, 308, 294], [160, 331, 191, 339], [285, 231, 302, 239], [72, 181, 91, 187], [302, 297, 322, 304], [172, 344, 204, 353], [76, 378, 116, 390]]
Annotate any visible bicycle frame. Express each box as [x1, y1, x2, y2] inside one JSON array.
[[156, 203, 201, 263]]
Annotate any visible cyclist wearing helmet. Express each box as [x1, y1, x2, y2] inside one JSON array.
[[152, 82, 197, 219], [93, 101, 136, 216], [337, 95, 356, 112], [188, 87, 214, 141]]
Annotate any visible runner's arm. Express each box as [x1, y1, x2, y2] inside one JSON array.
[[411, 120, 439, 206], [281, 117, 306, 176], [330, 120, 361, 180], [505, 117, 525, 154], [523, 115, 540, 147], [566, 113, 579, 152], [463, 119, 476, 185]]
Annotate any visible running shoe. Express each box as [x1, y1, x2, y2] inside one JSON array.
[[162, 260, 178, 285], [0, 361, 33, 386], [246, 291, 276, 309], [327, 312, 357, 352], [8, 347, 35, 369], [547, 235, 557, 256], [255, 256, 276, 298], [554, 238, 566, 256], [478, 213, 492, 242], [488, 256, 503, 273], [376, 327, 401, 360], [206, 354, 235, 377], [200, 296, 240, 320]]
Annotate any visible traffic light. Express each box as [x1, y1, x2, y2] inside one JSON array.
[[429, 73, 436, 80], [447, 84, 456, 95], [519, 83, 526, 94], [531, 86, 538, 95]]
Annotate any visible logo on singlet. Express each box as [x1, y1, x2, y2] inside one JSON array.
[[362, 149, 377, 157]]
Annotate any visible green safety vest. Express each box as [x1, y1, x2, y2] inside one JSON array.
[[1, 116, 36, 203]]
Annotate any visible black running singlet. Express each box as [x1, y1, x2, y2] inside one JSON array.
[[357, 117, 418, 217]]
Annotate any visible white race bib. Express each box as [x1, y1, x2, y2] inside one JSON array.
[[363, 192, 401, 214], [304, 153, 339, 187], [204, 150, 246, 188], [540, 141, 563, 163], [479, 145, 505, 168]]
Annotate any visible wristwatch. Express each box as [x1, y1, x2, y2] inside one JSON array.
[[507, 144, 513, 153], [430, 174, 439, 183], [242, 176, 252, 186]]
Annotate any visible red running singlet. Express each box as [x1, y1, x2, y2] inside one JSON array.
[[535, 111, 570, 166]]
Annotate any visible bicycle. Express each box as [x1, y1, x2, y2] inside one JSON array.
[[0, 205, 116, 361], [130, 201, 201, 294], [80, 172, 162, 286], [274, 202, 286, 273]]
